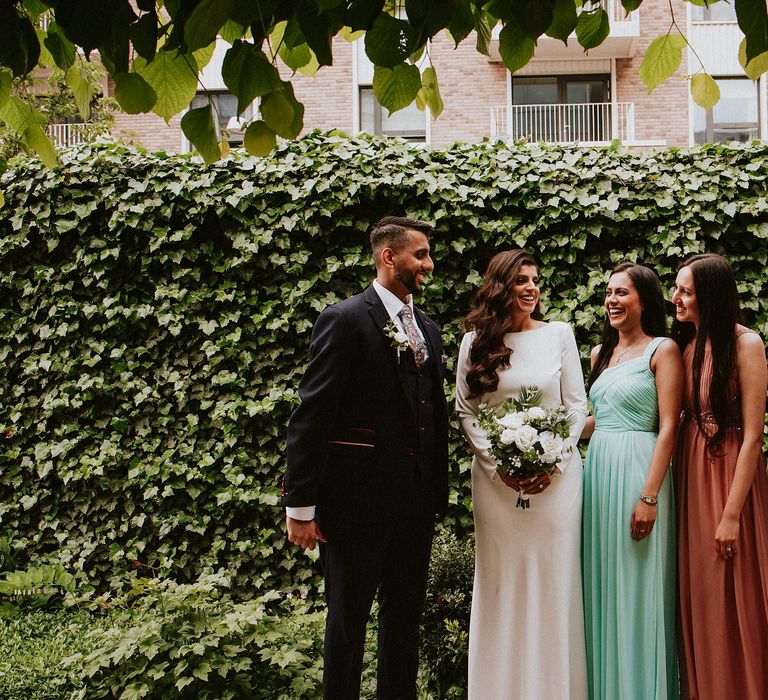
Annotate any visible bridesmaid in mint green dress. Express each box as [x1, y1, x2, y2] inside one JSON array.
[[581, 263, 682, 699]]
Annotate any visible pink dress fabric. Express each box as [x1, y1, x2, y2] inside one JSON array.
[[675, 326, 768, 700]]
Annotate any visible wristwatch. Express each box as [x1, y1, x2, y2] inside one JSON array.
[[640, 494, 658, 505]]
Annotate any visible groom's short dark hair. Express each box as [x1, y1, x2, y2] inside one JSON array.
[[370, 216, 433, 263]]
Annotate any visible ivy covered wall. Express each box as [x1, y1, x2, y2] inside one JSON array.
[[1, 133, 767, 593]]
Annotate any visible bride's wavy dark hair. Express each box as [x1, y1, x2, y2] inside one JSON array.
[[464, 250, 542, 398]]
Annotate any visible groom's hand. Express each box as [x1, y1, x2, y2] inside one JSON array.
[[287, 517, 328, 551]]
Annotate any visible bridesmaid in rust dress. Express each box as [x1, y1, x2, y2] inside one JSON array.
[[671, 253, 768, 700]]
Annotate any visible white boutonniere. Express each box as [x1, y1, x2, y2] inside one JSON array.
[[384, 319, 409, 363]]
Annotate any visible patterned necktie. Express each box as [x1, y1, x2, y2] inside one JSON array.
[[398, 305, 427, 367]]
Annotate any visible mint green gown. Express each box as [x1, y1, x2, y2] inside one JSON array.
[[582, 337, 678, 699]]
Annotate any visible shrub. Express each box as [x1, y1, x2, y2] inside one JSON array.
[[0, 608, 112, 700], [68, 573, 331, 699], [1, 134, 768, 596], [420, 528, 474, 699]]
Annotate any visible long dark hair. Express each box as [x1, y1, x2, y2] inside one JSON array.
[[671, 253, 742, 451], [587, 262, 668, 391], [464, 250, 542, 398]]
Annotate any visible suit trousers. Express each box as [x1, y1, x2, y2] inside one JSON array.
[[319, 475, 435, 700]]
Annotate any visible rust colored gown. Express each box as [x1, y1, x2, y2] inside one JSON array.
[[675, 327, 768, 700]]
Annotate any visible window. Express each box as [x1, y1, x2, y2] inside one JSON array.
[[693, 78, 759, 144], [691, 3, 737, 21], [189, 91, 254, 145], [510, 75, 611, 142], [359, 87, 426, 141]]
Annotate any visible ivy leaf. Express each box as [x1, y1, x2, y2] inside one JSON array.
[[575, 8, 610, 50], [114, 72, 158, 114], [243, 120, 276, 156], [222, 41, 279, 116], [690, 72, 720, 109], [184, 0, 234, 52], [420, 66, 444, 118], [181, 105, 221, 164], [498, 19, 536, 73], [66, 65, 93, 121], [638, 33, 687, 92], [365, 13, 415, 68], [738, 38, 768, 80], [372, 63, 422, 114], [546, 0, 577, 44], [736, 0, 768, 64], [43, 22, 76, 72], [135, 51, 199, 123]]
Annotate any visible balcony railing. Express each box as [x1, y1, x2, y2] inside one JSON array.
[[47, 122, 88, 148], [491, 102, 635, 145]]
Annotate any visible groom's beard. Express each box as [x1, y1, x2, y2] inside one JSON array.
[[395, 267, 425, 296]]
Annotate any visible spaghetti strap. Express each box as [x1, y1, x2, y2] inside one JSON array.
[[643, 336, 667, 362]]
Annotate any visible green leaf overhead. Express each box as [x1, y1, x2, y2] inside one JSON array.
[[575, 6, 610, 50], [639, 33, 687, 92], [420, 66, 444, 118], [738, 39, 768, 80], [372, 63, 422, 114], [114, 72, 159, 114], [498, 19, 536, 73], [511, 0, 556, 39], [260, 82, 304, 138], [546, 0, 578, 43], [243, 119, 277, 156], [184, 0, 234, 52], [691, 72, 720, 110], [135, 51, 199, 122], [0, 0, 765, 161], [43, 22, 76, 72], [180, 104, 221, 163], [736, 0, 768, 64], [66, 65, 93, 121], [365, 13, 415, 68], [0, 4, 40, 78], [222, 41, 280, 115]]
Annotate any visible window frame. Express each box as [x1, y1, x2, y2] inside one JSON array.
[[358, 86, 427, 141]]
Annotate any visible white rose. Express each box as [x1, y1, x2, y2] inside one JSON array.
[[513, 424, 538, 452], [499, 428, 518, 445], [526, 406, 546, 421], [394, 332, 408, 345], [539, 431, 564, 464], [496, 412, 524, 430]]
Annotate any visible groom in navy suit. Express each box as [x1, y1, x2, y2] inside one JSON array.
[[283, 216, 449, 700]]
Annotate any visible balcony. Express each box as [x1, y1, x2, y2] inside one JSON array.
[[47, 123, 88, 148], [490, 1, 640, 63], [490, 102, 635, 145]]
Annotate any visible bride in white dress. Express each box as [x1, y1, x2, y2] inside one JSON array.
[[456, 250, 588, 699]]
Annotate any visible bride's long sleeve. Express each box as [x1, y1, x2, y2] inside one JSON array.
[[558, 322, 588, 468], [455, 331, 499, 479]]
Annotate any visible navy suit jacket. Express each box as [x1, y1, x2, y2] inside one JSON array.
[[283, 285, 450, 524]]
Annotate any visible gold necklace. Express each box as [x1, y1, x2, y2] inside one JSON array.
[[614, 336, 647, 364]]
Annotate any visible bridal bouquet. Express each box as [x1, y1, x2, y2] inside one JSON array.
[[476, 386, 573, 509]]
